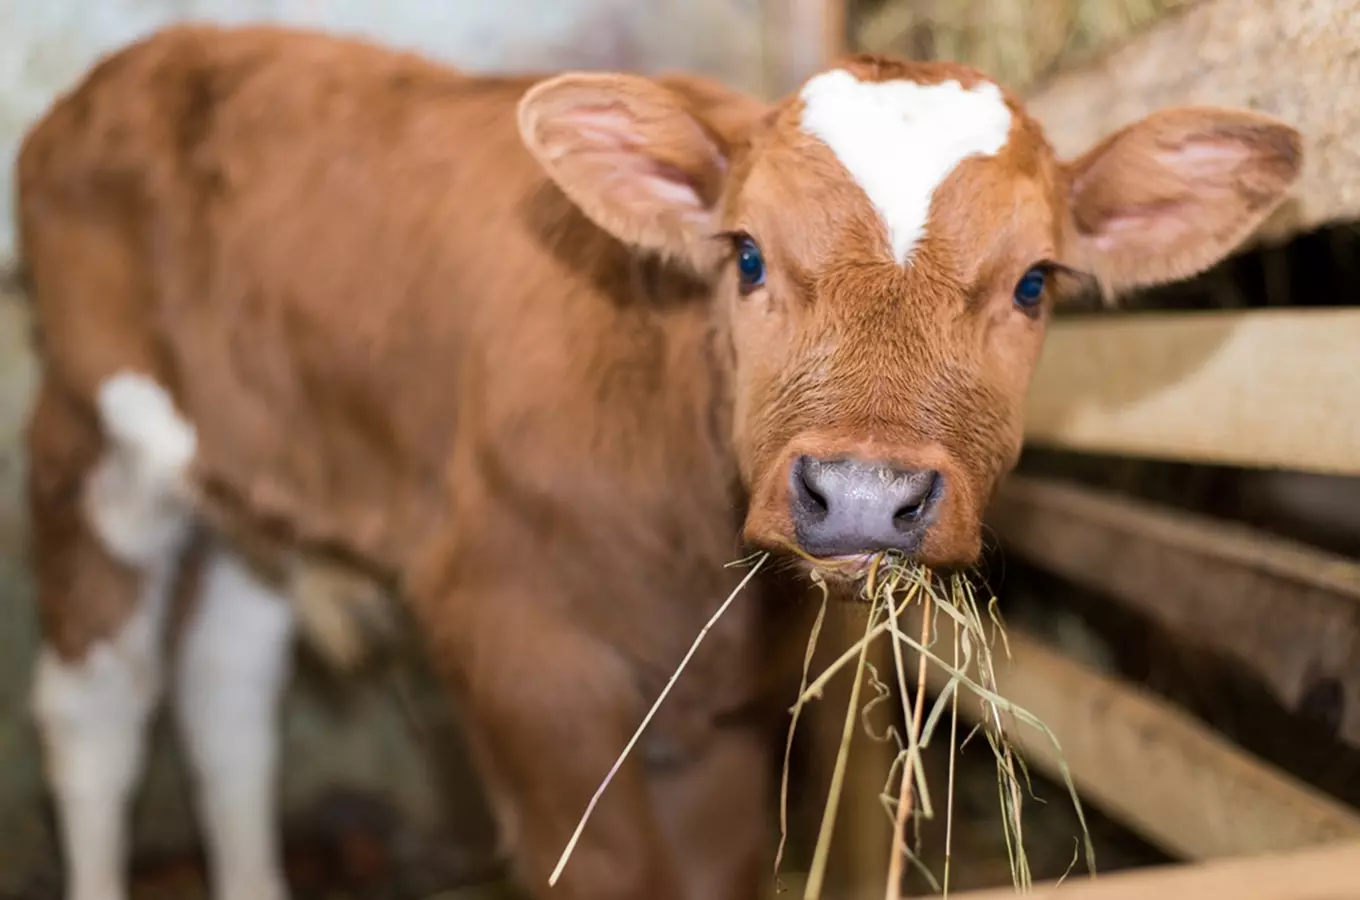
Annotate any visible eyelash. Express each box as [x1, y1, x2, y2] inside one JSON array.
[[1013, 264, 1050, 309], [719, 231, 767, 294], [1012, 259, 1086, 313]]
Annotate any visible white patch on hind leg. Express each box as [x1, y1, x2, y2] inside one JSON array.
[[84, 372, 198, 566], [30, 562, 177, 900], [174, 545, 296, 900]]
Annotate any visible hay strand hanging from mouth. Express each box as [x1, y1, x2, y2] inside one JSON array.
[[803, 578, 884, 900], [547, 551, 769, 887], [775, 585, 830, 882], [780, 552, 1097, 898], [548, 545, 1094, 897], [884, 575, 932, 899]]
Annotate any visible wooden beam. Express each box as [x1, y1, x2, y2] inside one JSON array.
[[989, 475, 1360, 748], [762, 0, 842, 97], [1023, 309, 1360, 476], [821, 0, 848, 62], [952, 838, 1360, 900], [906, 612, 1360, 862], [1024, 0, 1360, 245]]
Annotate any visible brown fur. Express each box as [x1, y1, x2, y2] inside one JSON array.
[[17, 24, 1301, 900]]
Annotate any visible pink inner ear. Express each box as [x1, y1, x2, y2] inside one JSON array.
[[561, 106, 708, 214], [1154, 138, 1252, 178], [593, 155, 704, 215], [1089, 203, 1189, 252], [567, 107, 644, 150], [640, 163, 706, 210]]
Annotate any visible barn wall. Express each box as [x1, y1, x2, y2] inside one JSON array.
[[0, 2, 769, 893]]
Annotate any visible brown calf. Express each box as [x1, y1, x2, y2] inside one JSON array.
[[17, 23, 1301, 900]]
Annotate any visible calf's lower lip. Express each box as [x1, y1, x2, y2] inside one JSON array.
[[805, 552, 889, 580]]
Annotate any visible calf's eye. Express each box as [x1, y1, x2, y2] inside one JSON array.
[[736, 236, 766, 292], [1013, 266, 1047, 309]]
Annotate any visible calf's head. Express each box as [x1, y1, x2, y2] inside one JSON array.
[[518, 55, 1301, 571]]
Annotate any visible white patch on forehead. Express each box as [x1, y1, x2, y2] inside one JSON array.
[[798, 69, 1014, 265]]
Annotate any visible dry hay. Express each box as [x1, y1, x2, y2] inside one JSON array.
[[550, 551, 1096, 898], [850, 0, 1200, 95]]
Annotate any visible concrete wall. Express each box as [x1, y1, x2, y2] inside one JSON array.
[[0, 3, 766, 895]]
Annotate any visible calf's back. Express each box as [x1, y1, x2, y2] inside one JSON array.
[[19, 24, 748, 616]]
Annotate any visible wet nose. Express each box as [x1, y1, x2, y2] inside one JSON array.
[[789, 455, 942, 557]]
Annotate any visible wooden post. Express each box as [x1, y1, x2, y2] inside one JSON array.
[[761, 0, 848, 97], [951, 838, 1360, 900], [800, 602, 896, 898]]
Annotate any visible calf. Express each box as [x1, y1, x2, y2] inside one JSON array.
[[17, 23, 1301, 900]]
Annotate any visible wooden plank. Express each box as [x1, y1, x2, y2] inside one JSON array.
[[1024, 0, 1360, 245], [1023, 309, 1360, 476], [904, 611, 1360, 862], [953, 838, 1360, 900], [762, 0, 840, 97], [988, 475, 1360, 748]]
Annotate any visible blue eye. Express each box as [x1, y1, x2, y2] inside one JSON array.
[[736, 237, 765, 291], [1013, 267, 1047, 308]]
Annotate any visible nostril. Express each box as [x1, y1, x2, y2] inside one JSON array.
[[793, 456, 830, 517], [892, 471, 940, 528], [800, 470, 828, 513], [892, 500, 924, 526]]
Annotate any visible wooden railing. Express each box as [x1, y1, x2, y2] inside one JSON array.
[[987, 0, 1360, 886]]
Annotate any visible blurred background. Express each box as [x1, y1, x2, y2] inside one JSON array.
[[2, 1, 1359, 898]]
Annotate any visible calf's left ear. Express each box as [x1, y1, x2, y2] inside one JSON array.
[[518, 72, 751, 265], [1062, 107, 1303, 296]]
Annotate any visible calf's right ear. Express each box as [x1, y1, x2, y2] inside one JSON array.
[[517, 73, 740, 264]]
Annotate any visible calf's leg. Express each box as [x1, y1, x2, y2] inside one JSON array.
[[425, 586, 685, 900], [27, 375, 196, 900], [650, 720, 772, 900], [173, 543, 295, 900]]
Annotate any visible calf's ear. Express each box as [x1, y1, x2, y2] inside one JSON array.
[[517, 72, 753, 265], [1062, 107, 1303, 296]]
